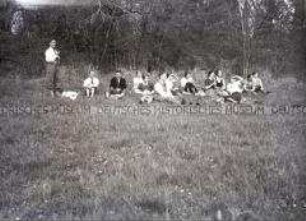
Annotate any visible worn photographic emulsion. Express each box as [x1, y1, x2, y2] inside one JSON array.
[[0, 0, 305, 220]]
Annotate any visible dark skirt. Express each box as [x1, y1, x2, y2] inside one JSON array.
[[231, 92, 242, 103], [254, 86, 264, 93], [184, 82, 198, 94]]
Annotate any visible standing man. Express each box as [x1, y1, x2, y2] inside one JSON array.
[[45, 39, 60, 97]]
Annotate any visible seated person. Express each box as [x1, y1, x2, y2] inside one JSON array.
[[154, 72, 169, 97], [106, 71, 127, 99], [243, 74, 253, 93], [139, 74, 155, 104], [204, 70, 216, 91], [133, 71, 154, 94], [154, 73, 181, 104], [215, 70, 226, 90], [180, 71, 198, 94], [133, 70, 145, 93], [219, 75, 244, 103], [248, 72, 265, 93], [83, 69, 100, 98]]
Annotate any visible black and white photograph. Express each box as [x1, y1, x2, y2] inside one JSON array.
[[0, 0, 306, 220]]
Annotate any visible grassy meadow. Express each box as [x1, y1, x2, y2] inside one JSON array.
[[0, 65, 305, 220]]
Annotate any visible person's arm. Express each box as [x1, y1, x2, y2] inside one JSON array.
[[205, 79, 216, 90]]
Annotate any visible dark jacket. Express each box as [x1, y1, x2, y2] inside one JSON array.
[[110, 77, 127, 90]]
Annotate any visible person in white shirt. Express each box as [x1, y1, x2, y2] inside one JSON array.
[[218, 75, 244, 103], [154, 73, 181, 104], [249, 72, 265, 93], [83, 69, 100, 98], [133, 71, 146, 94], [45, 39, 60, 97], [154, 72, 168, 98], [180, 71, 198, 94]]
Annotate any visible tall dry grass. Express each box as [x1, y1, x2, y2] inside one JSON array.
[[0, 67, 305, 220]]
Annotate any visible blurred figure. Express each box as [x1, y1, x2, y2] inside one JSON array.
[[140, 74, 155, 104], [204, 70, 216, 91], [154, 72, 168, 97], [180, 71, 205, 96], [45, 39, 60, 97], [243, 74, 254, 93], [106, 71, 127, 99], [248, 72, 265, 94], [83, 68, 100, 98], [215, 70, 226, 90], [133, 70, 145, 94], [180, 71, 198, 94], [154, 72, 181, 104], [133, 71, 154, 93], [218, 75, 245, 103], [133, 71, 154, 103]]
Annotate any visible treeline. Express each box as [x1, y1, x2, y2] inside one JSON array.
[[0, 0, 305, 78]]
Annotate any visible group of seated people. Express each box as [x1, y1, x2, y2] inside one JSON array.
[[83, 67, 266, 104]]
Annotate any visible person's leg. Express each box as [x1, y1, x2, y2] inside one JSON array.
[[93, 87, 98, 95], [90, 88, 95, 97], [85, 88, 90, 97], [185, 83, 192, 93], [51, 64, 59, 95], [225, 96, 237, 103], [107, 88, 116, 98], [191, 84, 198, 93], [45, 64, 55, 96], [186, 83, 197, 94]]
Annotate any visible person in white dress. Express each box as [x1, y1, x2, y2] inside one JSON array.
[[133, 71, 146, 94], [83, 69, 100, 98], [154, 73, 181, 104], [218, 75, 245, 103]]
